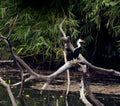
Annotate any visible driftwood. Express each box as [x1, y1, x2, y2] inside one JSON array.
[[0, 17, 120, 106]]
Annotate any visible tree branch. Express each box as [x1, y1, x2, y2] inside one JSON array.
[[59, 17, 70, 95], [78, 54, 120, 77], [0, 77, 17, 106]]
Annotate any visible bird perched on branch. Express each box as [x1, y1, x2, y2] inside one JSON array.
[[73, 38, 84, 59]]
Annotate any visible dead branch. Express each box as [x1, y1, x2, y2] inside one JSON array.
[[80, 76, 93, 106], [59, 17, 67, 38], [59, 17, 70, 95], [78, 54, 120, 77], [11, 60, 78, 87], [0, 77, 17, 106], [79, 65, 93, 106], [59, 34, 120, 76], [17, 63, 26, 106], [79, 64, 104, 106], [11, 75, 35, 86], [61, 36, 74, 52]]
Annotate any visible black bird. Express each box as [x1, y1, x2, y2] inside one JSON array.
[[73, 39, 84, 59]]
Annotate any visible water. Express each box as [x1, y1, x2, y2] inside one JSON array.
[[0, 86, 85, 106], [0, 70, 120, 106], [0, 85, 120, 106]]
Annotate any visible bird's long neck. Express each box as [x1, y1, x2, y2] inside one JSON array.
[[77, 41, 81, 48]]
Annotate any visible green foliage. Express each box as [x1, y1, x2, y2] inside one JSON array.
[[0, 0, 79, 61], [0, 0, 120, 65], [73, 0, 120, 59]]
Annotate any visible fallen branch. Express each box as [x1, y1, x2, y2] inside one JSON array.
[[80, 75, 93, 106], [11, 60, 78, 87], [79, 64, 104, 106], [79, 65, 93, 106], [59, 34, 120, 77], [0, 77, 17, 106], [78, 54, 120, 77]]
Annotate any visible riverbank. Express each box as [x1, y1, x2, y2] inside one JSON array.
[[31, 78, 120, 95], [0, 67, 120, 95]]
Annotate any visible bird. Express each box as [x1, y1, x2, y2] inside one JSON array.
[[73, 38, 84, 59]]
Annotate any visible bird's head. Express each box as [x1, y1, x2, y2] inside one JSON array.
[[77, 39, 85, 43], [76, 38, 85, 48]]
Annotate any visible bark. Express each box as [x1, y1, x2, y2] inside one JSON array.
[[0, 77, 17, 106]]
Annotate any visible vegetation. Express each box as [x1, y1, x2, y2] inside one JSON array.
[[0, 1, 120, 106], [0, 0, 120, 70]]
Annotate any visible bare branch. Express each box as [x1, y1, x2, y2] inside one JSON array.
[[41, 60, 78, 89], [59, 17, 67, 37], [0, 77, 17, 106], [59, 35, 120, 77], [61, 36, 74, 52], [0, 34, 44, 78], [11, 75, 35, 86], [78, 54, 120, 77], [59, 17, 70, 95], [80, 76, 93, 106], [79, 64, 104, 106], [12, 60, 78, 89]]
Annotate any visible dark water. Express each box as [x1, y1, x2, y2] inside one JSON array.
[[0, 86, 120, 106], [0, 86, 84, 106], [0, 71, 120, 106]]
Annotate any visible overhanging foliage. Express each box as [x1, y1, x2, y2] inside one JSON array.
[[0, 0, 120, 69]]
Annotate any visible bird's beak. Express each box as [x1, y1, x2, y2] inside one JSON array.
[[81, 39, 85, 43]]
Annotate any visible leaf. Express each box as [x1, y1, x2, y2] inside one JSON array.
[[1, 8, 6, 18], [17, 47, 23, 54], [24, 26, 31, 41]]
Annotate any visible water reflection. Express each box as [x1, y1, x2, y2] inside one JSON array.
[[23, 89, 85, 106], [0, 71, 120, 106], [0, 86, 120, 106], [0, 86, 83, 106]]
